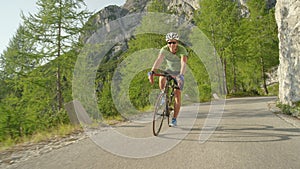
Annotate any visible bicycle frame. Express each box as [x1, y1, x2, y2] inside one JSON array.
[[152, 71, 178, 136], [164, 75, 176, 117]]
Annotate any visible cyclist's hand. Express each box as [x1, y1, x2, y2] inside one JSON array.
[[148, 71, 154, 84], [176, 74, 184, 90]]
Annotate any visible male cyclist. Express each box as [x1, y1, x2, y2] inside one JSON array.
[[148, 32, 188, 127]]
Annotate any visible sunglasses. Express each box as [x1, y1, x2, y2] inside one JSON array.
[[167, 42, 177, 44]]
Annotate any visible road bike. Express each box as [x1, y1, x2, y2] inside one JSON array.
[[152, 71, 179, 136]]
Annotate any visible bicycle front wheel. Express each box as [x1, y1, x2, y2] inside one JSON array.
[[153, 93, 166, 136]]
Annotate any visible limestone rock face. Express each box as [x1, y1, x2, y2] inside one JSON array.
[[165, 0, 200, 20], [275, 0, 300, 105], [82, 0, 200, 60], [92, 0, 200, 33], [123, 0, 149, 13]]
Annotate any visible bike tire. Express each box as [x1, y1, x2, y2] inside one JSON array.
[[153, 93, 166, 136]]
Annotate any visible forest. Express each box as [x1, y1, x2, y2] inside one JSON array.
[[0, 0, 279, 148]]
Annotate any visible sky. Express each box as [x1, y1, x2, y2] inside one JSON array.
[[0, 0, 126, 55]]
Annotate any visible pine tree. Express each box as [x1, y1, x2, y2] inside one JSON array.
[[242, 0, 279, 95], [0, 25, 39, 140], [1, 25, 38, 77], [21, 0, 91, 110], [0, 0, 92, 142], [194, 0, 241, 95]]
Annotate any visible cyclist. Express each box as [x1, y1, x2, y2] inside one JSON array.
[[148, 32, 188, 127]]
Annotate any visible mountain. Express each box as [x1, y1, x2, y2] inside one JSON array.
[[82, 0, 277, 48], [83, 0, 200, 40], [82, 0, 200, 61]]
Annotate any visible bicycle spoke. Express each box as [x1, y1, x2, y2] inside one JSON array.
[[153, 93, 166, 136]]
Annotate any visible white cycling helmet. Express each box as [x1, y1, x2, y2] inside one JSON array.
[[165, 32, 179, 41]]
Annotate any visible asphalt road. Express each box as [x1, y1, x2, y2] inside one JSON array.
[[6, 97, 300, 169]]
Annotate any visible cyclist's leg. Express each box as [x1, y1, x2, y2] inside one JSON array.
[[159, 76, 166, 91], [174, 89, 181, 118]]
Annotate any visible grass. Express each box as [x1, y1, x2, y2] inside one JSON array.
[[277, 102, 300, 118], [103, 114, 126, 125], [0, 114, 130, 152], [0, 124, 83, 152]]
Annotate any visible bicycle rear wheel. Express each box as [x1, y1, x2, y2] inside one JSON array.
[[153, 93, 166, 136]]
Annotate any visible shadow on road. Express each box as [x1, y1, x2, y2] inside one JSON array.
[[158, 124, 300, 143]]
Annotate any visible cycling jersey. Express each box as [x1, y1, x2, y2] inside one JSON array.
[[159, 44, 188, 73]]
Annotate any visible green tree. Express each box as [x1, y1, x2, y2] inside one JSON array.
[[148, 0, 168, 13], [194, 0, 279, 96], [97, 74, 119, 118], [21, 0, 91, 110], [0, 0, 91, 143], [243, 0, 279, 94], [1, 25, 38, 78], [0, 25, 39, 141], [194, 0, 241, 95]]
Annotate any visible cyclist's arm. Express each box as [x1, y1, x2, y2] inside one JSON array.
[[151, 53, 164, 72], [180, 55, 188, 75]]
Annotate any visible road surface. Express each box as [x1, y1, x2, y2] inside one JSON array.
[[4, 97, 300, 169]]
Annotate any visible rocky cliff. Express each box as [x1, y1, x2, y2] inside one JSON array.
[[87, 0, 199, 34], [82, 0, 200, 59], [275, 0, 300, 105], [123, 0, 149, 13]]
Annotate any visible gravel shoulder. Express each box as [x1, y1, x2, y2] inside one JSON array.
[[267, 100, 300, 128], [0, 130, 87, 168]]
